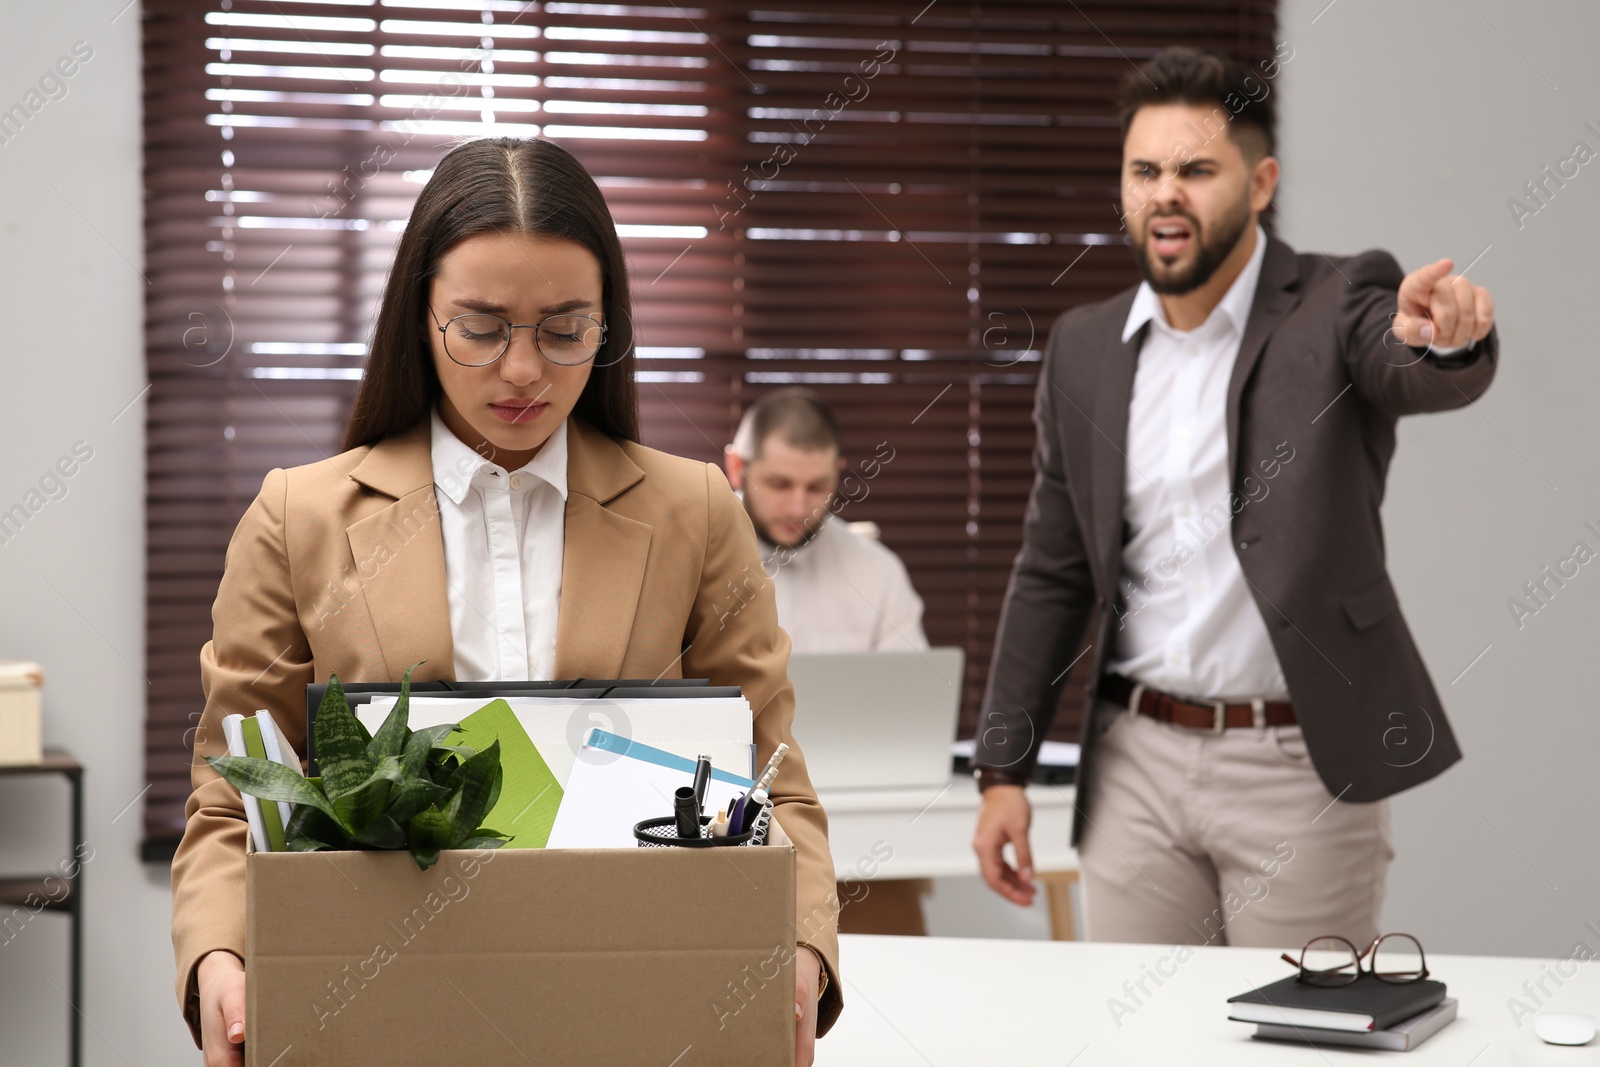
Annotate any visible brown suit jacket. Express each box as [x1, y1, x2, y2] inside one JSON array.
[[976, 235, 1499, 843], [170, 416, 843, 1043]]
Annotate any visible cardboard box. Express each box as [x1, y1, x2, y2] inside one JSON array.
[[0, 660, 42, 766], [246, 843, 798, 1066]]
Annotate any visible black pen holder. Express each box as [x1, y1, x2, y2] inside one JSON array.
[[633, 802, 773, 848]]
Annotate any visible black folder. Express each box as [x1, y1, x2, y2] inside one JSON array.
[[1228, 973, 1447, 1032]]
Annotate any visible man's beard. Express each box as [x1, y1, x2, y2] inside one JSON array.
[[1130, 192, 1252, 296], [744, 494, 826, 552]]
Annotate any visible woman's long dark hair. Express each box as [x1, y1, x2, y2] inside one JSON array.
[[342, 138, 639, 451]]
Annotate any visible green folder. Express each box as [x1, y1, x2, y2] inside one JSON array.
[[240, 715, 287, 852], [448, 698, 563, 849]]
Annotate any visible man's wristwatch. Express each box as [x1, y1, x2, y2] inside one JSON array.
[[974, 766, 1028, 792]]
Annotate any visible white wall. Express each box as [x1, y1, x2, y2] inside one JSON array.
[[0, 2, 200, 1063], [1275, 0, 1600, 958]]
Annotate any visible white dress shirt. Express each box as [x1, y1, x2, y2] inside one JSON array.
[[1104, 225, 1291, 701], [430, 410, 567, 682], [1104, 227, 1474, 701], [758, 513, 929, 654]]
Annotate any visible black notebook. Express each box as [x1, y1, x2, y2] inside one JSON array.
[[1228, 973, 1447, 1033]]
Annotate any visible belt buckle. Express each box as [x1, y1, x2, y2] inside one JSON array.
[[1209, 698, 1228, 734]]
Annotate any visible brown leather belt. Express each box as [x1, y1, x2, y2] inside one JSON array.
[[1100, 673, 1296, 732]]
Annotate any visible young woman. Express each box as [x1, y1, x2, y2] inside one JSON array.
[[170, 138, 840, 1066]]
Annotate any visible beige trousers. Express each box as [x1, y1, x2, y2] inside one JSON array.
[[1077, 699, 1394, 950]]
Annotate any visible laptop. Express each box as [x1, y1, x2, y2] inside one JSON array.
[[785, 648, 965, 791]]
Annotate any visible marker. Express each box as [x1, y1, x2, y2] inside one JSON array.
[[711, 807, 729, 838], [727, 789, 751, 836], [691, 754, 712, 814], [672, 785, 700, 838]]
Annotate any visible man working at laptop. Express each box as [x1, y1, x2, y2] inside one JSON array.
[[726, 388, 932, 934], [971, 47, 1497, 947], [726, 388, 926, 655]]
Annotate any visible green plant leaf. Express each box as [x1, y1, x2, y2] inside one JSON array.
[[286, 835, 334, 852], [207, 755, 340, 825], [427, 750, 464, 782], [315, 673, 375, 799], [457, 834, 511, 850], [482, 761, 503, 825], [331, 770, 394, 833], [284, 804, 348, 851], [401, 724, 456, 781], [351, 813, 406, 849], [407, 806, 455, 852], [445, 740, 502, 848], [408, 845, 441, 871], [367, 662, 424, 763], [371, 755, 405, 784], [385, 776, 453, 824]]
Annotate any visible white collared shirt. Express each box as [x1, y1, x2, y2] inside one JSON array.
[[1105, 229, 1475, 700], [1105, 224, 1291, 701], [758, 513, 928, 654], [430, 410, 567, 681]]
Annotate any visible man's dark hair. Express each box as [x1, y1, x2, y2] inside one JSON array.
[[1114, 46, 1276, 163], [736, 388, 842, 460]]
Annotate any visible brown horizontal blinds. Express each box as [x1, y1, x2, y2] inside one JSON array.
[[142, 0, 1278, 851], [641, 1, 1279, 740]]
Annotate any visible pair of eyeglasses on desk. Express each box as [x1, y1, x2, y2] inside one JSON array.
[[1280, 933, 1430, 986]]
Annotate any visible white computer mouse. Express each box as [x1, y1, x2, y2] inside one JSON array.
[[1534, 1011, 1597, 1046]]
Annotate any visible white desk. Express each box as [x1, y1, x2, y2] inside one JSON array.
[[817, 935, 1600, 1066], [818, 775, 1081, 937]]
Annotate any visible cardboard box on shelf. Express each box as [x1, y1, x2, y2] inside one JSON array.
[[0, 660, 42, 766], [245, 842, 798, 1066]]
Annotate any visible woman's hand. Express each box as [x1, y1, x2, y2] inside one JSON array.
[[197, 949, 247, 1067], [794, 944, 822, 1066]]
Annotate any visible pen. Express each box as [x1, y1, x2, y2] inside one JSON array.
[[754, 743, 789, 788], [692, 754, 712, 814], [672, 785, 700, 838], [732, 750, 788, 834], [747, 746, 787, 804], [728, 742, 788, 835]]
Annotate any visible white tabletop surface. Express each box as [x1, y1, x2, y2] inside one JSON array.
[[818, 775, 1079, 880], [814, 934, 1600, 1065]]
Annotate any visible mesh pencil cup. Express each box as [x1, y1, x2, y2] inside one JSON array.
[[633, 801, 774, 848]]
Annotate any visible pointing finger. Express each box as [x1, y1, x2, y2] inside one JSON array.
[[1473, 286, 1495, 342], [1398, 258, 1454, 312], [1429, 275, 1459, 344]]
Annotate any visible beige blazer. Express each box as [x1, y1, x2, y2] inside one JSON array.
[[170, 416, 843, 1043]]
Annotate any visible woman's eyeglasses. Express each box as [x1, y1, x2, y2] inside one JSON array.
[[431, 307, 607, 367], [1280, 933, 1429, 987]]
